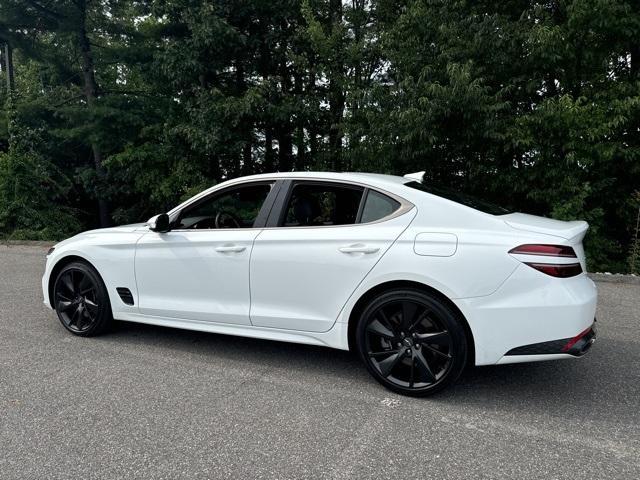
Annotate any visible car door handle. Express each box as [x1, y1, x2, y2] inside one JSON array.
[[215, 245, 246, 253], [339, 244, 380, 254]]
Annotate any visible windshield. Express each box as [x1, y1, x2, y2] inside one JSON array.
[[404, 181, 510, 215]]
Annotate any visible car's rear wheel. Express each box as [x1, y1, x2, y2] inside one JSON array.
[[53, 261, 113, 336], [356, 288, 467, 396]]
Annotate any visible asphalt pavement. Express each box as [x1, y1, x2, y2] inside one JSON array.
[[1, 245, 638, 479]]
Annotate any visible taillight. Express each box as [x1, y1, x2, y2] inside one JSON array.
[[508, 244, 577, 257], [524, 262, 583, 278], [509, 244, 582, 278]]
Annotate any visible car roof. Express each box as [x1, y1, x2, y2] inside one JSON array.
[[222, 171, 410, 190], [168, 172, 415, 217]]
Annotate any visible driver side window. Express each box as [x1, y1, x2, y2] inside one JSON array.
[[176, 182, 274, 229]]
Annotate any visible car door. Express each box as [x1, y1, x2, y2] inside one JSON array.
[[250, 180, 416, 333], [135, 181, 277, 325]]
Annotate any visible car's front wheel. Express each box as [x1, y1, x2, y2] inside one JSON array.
[[356, 288, 468, 396], [53, 261, 113, 336]]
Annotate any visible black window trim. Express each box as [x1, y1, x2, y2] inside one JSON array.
[[168, 180, 282, 231], [355, 188, 370, 224]]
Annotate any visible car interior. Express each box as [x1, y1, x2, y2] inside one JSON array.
[[176, 183, 273, 229], [283, 184, 364, 227]]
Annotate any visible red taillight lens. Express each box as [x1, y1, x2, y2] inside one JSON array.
[[524, 262, 583, 278], [509, 244, 582, 277], [509, 244, 577, 258]]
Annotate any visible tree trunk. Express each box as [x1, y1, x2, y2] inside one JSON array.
[[3, 43, 15, 93], [348, 0, 366, 171], [307, 67, 318, 167], [77, 1, 109, 227], [631, 43, 640, 79], [264, 129, 275, 173], [235, 60, 253, 176], [242, 141, 252, 175], [328, 0, 344, 171], [294, 73, 305, 170], [277, 126, 293, 172], [277, 38, 293, 172]]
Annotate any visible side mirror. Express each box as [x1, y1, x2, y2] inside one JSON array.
[[148, 213, 171, 233]]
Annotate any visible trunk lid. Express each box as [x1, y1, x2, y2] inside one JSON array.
[[501, 213, 588, 243]]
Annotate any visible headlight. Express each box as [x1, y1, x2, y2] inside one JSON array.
[[46, 247, 55, 256]]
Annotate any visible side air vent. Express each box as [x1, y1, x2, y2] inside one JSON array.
[[116, 287, 134, 306]]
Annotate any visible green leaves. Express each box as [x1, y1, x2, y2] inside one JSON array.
[[0, 0, 639, 271]]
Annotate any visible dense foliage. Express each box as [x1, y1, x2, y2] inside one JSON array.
[[0, 0, 638, 272]]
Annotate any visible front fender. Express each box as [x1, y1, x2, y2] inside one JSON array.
[[42, 231, 145, 316]]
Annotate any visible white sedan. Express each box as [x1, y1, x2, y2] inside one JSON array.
[[42, 172, 597, 396]]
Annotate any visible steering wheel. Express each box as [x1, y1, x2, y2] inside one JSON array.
[[215, 210, 241, 229]]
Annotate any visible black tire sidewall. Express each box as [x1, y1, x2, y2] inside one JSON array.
[[53, 261, 112, 337], [356, 288, 468, 397]]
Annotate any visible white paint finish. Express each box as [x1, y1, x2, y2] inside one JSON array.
[[42, 226, 144, 319], [413, 232, 458, 257], [503, 212, 589, 241], [42, 171, 598, 369], [249, 209, 416, 332], [134, 230, 260, 324], [341, 226, 520, 303], [456, 265, 597, 365]]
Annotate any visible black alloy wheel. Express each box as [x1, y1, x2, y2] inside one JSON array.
[[53, 261, 112, 336], [356, 289, 467, 396]]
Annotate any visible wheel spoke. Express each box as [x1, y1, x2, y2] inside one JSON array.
[[56, 300, 75, 313], [78, 274, 93, 295], [401, 301, 418, 331], [82, 308, 93, 327], [367, 319, 395, 340], [414, 350, 436, 383], [368, 349, 400, 359], [377, 308, 397, 335], [70, 306, 81, 326], [409, 355, 415, 388], [84, 298, 98, 316], [416, 331, 451, 347], [377, 352, 404, 377], [423, 344, 451, 359], [56, 291, 72, 302], [408, 309, 428, 332], [61, 273, 75, 295]]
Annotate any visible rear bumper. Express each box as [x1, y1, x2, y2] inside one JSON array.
[[456, 264, 598, 365], [504, 323, 596, 357]]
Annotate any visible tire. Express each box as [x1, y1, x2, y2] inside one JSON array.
[[52, 261, 113, 337], [356, 288, 467, 397]]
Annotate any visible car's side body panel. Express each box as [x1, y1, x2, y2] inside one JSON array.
[[42, 226, 145, 321], [249, 208, 417, 332], [134, 229, 260, 324]]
